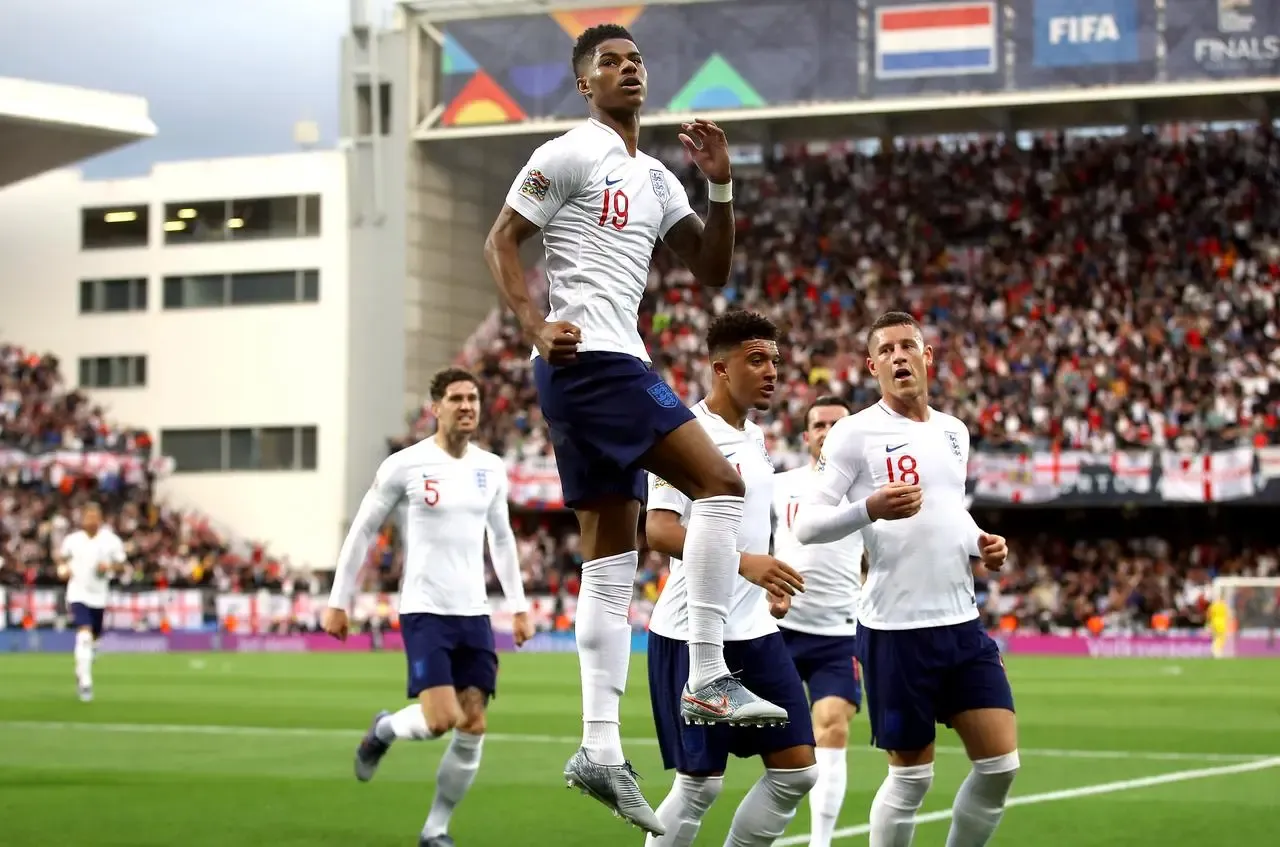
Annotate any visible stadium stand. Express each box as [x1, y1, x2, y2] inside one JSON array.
[[0, 343, 307, 594], [378, 127, 1280, 632], [5, 129, 1278, 634]]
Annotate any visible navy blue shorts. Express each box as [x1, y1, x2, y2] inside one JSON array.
[[69, 603, 105, 638], [780, 628, 862, 711], [648, 631, 815, 774], [400, 613, 498, 700], [533, 352, 694, 509], [854, 618, 1014, 752]]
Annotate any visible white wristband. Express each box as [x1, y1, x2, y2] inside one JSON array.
[[707, 180, 733, 204]]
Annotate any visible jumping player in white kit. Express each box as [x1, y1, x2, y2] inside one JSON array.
[[323, 368, 534, 847], [645, 310, 815, 847], [770, 396, 864, 847], [484, 22, 785, 834], [794, 312, 1018, 847], [58, 502, 126, 702]]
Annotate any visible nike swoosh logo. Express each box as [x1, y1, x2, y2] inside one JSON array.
[[605, 176, 622, 186], [683, 693, 731, 715], [886, 443, 909, 453]]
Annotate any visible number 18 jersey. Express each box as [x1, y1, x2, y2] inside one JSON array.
[[809, 402, 983, 631]]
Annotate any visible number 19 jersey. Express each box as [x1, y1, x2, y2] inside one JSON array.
[[810, 402, 983, 631], [504, 118, 694, 363]]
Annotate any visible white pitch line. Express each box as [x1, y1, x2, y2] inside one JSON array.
[[775, 756, 1280, 846], [0, 721, 1269, 764]]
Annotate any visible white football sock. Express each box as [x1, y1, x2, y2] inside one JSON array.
[[683, 495, 743, 690], [723, 765, 819, 846], [376, 704, 441, 742], [74, 630, 94, 686], [576, 551, 638, 765], [869, 763, 934, 847], [809, 746, 848, 847], [644, 773, 724, 847], [944, 752, 1019, 847], [422, 731, 484, 838]]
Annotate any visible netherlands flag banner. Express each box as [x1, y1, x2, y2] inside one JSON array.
[[875, 2, 997, 80]]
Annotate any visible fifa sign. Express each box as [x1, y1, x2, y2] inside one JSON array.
[[1193, 0, 1280, 68]]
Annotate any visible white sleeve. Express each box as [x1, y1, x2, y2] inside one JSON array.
[[59, 535, 73, 561], [327, 455, 406, 610], [485, 466, 528, 614], [110, 535, 127, 565], [647, 471, 692, 516], [504, 139, 590, 228], [795, 420, 872, 544], [956, 427, 983, 558], [658, 166, 696, 238]]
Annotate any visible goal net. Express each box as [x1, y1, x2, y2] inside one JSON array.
[[1211, 577, 1280, 658]]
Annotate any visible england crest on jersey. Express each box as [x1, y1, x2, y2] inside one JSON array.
[[475, 469, 489, 491], [945, 431, 963, 459], [649, 169, 668, 205]]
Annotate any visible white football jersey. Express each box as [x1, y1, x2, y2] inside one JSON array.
[[328, 438, 527, 617], [808, 401, 983, 630], [505, 118, 696, 363], [647, 401, 777, 642], [771, 465, 863, 637], [61, 528, 126, 608]]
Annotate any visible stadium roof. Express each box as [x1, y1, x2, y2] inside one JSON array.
[[0, 77, 156, 190], [401, 0, 708, 22]]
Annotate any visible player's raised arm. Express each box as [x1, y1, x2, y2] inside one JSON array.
[[327, 454, 408, 614], [660, 120, 734, 288], [484, 143, 589, 363]]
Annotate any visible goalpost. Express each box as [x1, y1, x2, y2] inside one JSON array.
[[1211, 577, 1280, 659]]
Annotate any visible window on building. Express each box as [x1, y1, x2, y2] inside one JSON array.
[[162, 200, 229, 244], [229, 196, 303, 240], [79, 277, 148, 314], [161, 429, 225, 473], [163, 274, 227, 309], [81, 205, 149, 249], [228, 270, 300, 305], [78, 355, 147, 389], [160, 195, 321, 243], [162, 426, 318, 472], [164, 270, 319, 308], [303, 194, 322, 236]]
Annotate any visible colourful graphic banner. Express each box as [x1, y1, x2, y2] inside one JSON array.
[[436, 0, 858, 126]]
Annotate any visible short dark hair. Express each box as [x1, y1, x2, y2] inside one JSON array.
[[867, 310, 922, 351], [429, 367, 480, 402], [706, 310, 779, 356], [804, 395, 851, 428], [572, 24, 635, 77]]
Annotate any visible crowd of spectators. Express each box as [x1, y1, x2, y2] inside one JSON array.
[[0, 343, 306, 594], [6, 127, 1280, 636], [387, 126, 1280, 627], [407, 127, 1280, 461]]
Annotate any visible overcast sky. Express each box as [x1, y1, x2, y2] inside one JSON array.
[[1, 0, 398, 177]]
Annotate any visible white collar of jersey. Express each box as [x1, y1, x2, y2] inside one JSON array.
[[697, 399, 748, 432], [587, 118, 636, 157], [877, 400, 934, 423]]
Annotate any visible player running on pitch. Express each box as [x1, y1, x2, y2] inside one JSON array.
[[323, 368, 534, 847], [795, 311, 1017, 847], [58, 502, 126, 702], [484, 22, 784, 833], [771, 396, 864, 847], [645, 310, 815, 847]]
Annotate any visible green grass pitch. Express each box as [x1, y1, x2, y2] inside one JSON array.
[[2, 651, 1278, 846]]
